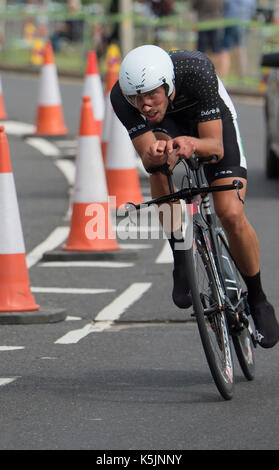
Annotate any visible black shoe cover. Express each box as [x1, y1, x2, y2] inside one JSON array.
[[250, 299, 279, 348], [172, 269, 192, 309]]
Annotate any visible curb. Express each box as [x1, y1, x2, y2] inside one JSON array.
[[0, 308, 67, 325], [42, 249, 139, 262]]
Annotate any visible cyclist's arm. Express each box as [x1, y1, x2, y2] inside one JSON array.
[[132, 131, 185, 172], [166, 120, 224, 161], [132, 131, 168, 170]]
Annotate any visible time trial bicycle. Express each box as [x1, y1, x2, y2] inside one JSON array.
[[125, 154, 257, 400]]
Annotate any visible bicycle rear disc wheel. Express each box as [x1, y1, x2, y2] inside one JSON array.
[[218, 232, 255, 381], [191, 231, 234, 400], [232, 330, 255, 381]]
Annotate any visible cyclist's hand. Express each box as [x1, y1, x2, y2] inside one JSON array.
[[166, 137, 195, 160], [166, 148, 180, 171], [146, 140, 168, 167]]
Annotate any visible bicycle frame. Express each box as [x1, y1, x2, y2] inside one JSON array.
[[125, 156, 244, 312], [125, 156, 256, 398]]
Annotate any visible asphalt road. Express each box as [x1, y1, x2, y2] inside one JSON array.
[[0, 73, 279, 451]]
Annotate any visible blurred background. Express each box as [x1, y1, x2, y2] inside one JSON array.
[[0, 0, 278, 92]]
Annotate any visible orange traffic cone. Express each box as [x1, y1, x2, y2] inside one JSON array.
[[0, 126, 39, 312], [34, 41, 68, 136], [0, 76, 7, 120], [106, 111, 143, 209], [82, 50, 104, 141], [101, 59, 119, 163], [63, 96, 120, 252]]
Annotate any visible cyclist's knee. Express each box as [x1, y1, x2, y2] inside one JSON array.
[[217, 207, 247, 235]]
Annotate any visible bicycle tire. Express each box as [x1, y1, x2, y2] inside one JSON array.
[[217, 231, 256, 381], [190, 227, 234, 400]]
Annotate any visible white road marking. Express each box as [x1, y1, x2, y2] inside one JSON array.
[[55, 140, 77, 148], [39, 261, 134, 268], [0, 346, 24, 351], [118, 243, 152, 249], [56, 322, 112, 344], [93, 282, 152, 322], [26, 226, 69, 268], [1, 120, 35, 135], [0, 378, 19, 387], [66, 315, 82, 321], [31, 287, 115, 294], [25, 137, 61, 157], [55, 159, 76, 186], [155, 240, 173, 264], [116, 225, 162, 234], [55, 282, 152, 344]]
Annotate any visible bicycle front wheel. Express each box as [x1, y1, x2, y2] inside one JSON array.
[[190, 228, 234, 400]]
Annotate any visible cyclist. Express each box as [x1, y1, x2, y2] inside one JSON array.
[[110, 45, 279, 348]]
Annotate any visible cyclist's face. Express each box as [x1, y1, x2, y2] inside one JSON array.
[[129, 86, 169, 123]]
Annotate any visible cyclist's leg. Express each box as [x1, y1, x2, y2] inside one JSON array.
[[204, 109, 279, 347], [203, 115, 259, 279], [211, 176, 259, 277], [148, 131, 192, 308]]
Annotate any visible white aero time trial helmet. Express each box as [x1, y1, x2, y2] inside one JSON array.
[[119, 45, 175, 106]]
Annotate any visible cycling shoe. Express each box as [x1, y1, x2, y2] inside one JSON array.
[[172, 269, 192, 309], [249, 299, 279, 348]]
